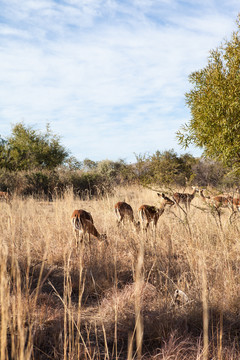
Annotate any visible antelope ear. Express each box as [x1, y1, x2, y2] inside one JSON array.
[[157, 193, 161, 197]]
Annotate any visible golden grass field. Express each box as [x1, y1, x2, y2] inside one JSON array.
[[0, 185, 240, 359]]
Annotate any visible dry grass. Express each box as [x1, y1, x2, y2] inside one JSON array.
[[0, 185, 240, 359]]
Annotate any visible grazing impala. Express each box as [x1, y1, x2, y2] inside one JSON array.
[[71, 209, 93, 228], [114, 201, 140, 229], [138, 193, 174, 232], [71, 209, 107, 244], [199, 189, 233, 209], [0, 191, 11, 203], [173, 186, 199, 211]]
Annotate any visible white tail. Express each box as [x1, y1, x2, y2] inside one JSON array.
[[71, 209, 93, 230]]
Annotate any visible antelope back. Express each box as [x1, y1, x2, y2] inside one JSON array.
[[138, 205, 158, 222], [213, 195, 232, 208], [233, 198, 240, 211], [173, 192, 186, 204], [115, 201, 134, 221], [71, 209, 93, 229]]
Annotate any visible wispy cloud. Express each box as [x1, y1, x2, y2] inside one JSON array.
[[0, 0, 239, 162]]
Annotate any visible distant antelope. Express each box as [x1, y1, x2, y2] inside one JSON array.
[[114, 201, 140, 230], [173, 186, 199, 211], [0, 191, 11, 203], [71, 209, 107, 244], [232, 197, 240, 212], [199, 189, 233, 209], [138, 193, 174, 232]]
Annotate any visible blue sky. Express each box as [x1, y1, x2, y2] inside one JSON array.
[[0, 0, 239, 163]]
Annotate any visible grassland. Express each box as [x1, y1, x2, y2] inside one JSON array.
[[0, 185, 239, 359]]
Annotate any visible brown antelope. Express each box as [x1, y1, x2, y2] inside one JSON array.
[[114, 201, 140, 229], [199, 189, 240, 225], [199, 189, 233, 209], [71, 209, 93, 228], [71, 209, 107, 244], [173, 186, 199, 211], [232, 197, 240, 212], [138, 193, 174, 232], [0, 191, 11, 203]]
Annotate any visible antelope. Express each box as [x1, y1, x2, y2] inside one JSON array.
[[71, 209, 107, 244], [71, 209, 93, 228], [114, 201, 140, 230], [138, 193, 174, 232], [199, 189, 233, 209], [232, 197, 240, 212], [0, 191, 11, 203], [199, 189, 237, 227], [212, 195, 233, 209], [173, 186, 199, 211]]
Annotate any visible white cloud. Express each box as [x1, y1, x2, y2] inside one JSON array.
[[0, 0, 239, 161]]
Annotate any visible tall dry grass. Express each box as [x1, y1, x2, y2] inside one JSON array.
[[0, 185, 239, 359]]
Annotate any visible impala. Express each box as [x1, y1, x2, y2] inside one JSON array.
[[71, 209, 107, 244], [114, 201, 140, 229], [199, 189, 233, 209], [232, 197, 240, 212], [173, 186, 199, 211], [71, 209, 93, 228], [138, 193, 174, 232], [0, 191, 11, 203]]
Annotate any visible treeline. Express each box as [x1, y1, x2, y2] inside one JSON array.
[[0, 123, 239, 199], [0, 151, 239, 200]]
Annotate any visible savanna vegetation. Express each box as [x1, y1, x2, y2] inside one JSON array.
[[177, 15, 240, 173], [1, 123, 240, 201], [1, 14, 240, 359], [0, 185, 240, 360]]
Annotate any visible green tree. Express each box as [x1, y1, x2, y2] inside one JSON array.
[[96, 159, 130, 182], [0, 136, 10, 168], [1, 122, 69, 170], [63, 156, 82, 170], [149, 150, 179, 185], [83, 158, 98, 171], [149, 150, 196, 185], [177, 15, 240, 172], [134, 150, 196, 186]]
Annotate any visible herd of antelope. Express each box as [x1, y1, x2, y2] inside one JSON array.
[[70, 186, 240, 244], [0, 187, 239, 244], [71, 192, 175, 244]]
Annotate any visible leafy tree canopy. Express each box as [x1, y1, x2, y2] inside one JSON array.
[[177, 15, 240, 172], [1, 122, 69, 171], [83, 158, 98, 171], [134, 150, 196, 186]]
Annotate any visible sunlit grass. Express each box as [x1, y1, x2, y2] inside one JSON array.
[[0, 185, 239, 359]]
